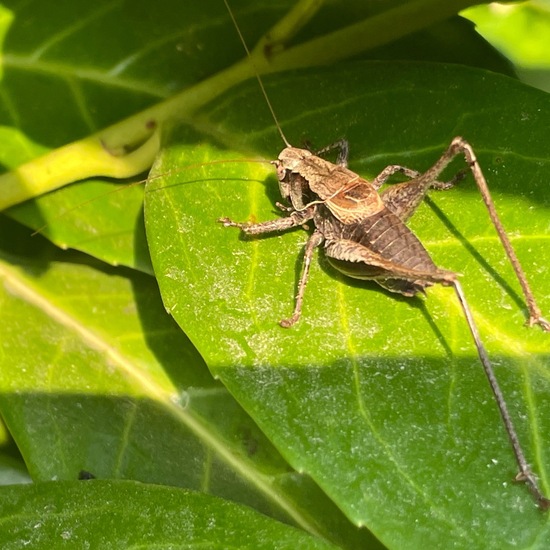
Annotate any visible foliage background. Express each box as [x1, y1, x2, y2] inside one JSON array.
[[0, 1, 549, 549]]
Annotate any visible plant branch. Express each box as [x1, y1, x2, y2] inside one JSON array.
[[0, 0, 479, 210]]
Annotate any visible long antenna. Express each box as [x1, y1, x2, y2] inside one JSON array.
[[223, 0, 292, 148], [453, 280, 550, 510]]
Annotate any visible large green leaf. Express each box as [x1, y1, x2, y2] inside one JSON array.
[[0, 1, 548, 549], [0, 480, 338, 549], [144, 63, 550, 548], [0, 217, 373, 549], [1, 0, 503, 273]]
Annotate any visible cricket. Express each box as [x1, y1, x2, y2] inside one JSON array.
[[218, 0, 550, 510]]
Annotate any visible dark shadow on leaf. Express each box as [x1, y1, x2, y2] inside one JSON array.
[[315, 252, 455, 358], [129, 269, 215, 391], [424, 195, 526, 315], [132, 206, 154, 274]]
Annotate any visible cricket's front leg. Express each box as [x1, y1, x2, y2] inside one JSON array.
[[220, 206, 322, 328], [218, 204, 315, 235], [280, 229, 324, 328]]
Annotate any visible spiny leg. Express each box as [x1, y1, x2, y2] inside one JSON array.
[[421, 136, 548, 330], [373, 164, 464, 190], [376, 166, 466, 221], [219, 204, 315, 235], [453, 280, 550, 510], [280, 230, 324, 328], [380, 174, 462, 222]]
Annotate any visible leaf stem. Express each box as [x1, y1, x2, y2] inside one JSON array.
[[267, 0, 482, 70], [0, 0, 478, 209]]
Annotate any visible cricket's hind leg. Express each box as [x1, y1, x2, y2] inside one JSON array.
[[381, 136, 548, 330], [377, 165, 465, 222], [425, 137, 549, 330]]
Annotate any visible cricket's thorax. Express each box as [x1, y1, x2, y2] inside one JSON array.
[[276, 146, 385, 222]]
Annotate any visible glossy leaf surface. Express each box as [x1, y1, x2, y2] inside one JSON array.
[[145, 63, 550, 548], [0, 481, 338, 549]]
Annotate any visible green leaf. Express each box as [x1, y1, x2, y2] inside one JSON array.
[[464, 1, 550, 68], [0, 217, 373, 549], [0, 480, 338, 549], [463, 1, 550, 93], [1, 2, 548, 549], [144, 62, 550, 548], [1, 0, 506, 273]]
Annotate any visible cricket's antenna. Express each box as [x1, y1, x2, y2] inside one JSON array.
[[453, 280, 550, 510], [223, 0, 292, 148]]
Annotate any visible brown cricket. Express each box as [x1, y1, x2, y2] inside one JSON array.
[[220, 0, 550, 509]]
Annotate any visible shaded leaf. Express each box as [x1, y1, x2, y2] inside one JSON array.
[[0, 217, 373, 549], [0, 480, 338, 549]]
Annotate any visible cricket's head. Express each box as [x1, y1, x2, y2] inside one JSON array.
[[273, 146, 316, 210], [276, 146, 314, 171]]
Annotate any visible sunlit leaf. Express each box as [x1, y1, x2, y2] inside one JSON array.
[[145, 62, 550, 548]]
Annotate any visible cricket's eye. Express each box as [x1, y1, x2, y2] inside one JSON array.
[[273, 161, 288, 182]]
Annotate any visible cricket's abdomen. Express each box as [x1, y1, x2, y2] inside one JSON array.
[[354, 208, 435, 268], [320, 206, 456, 296]]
